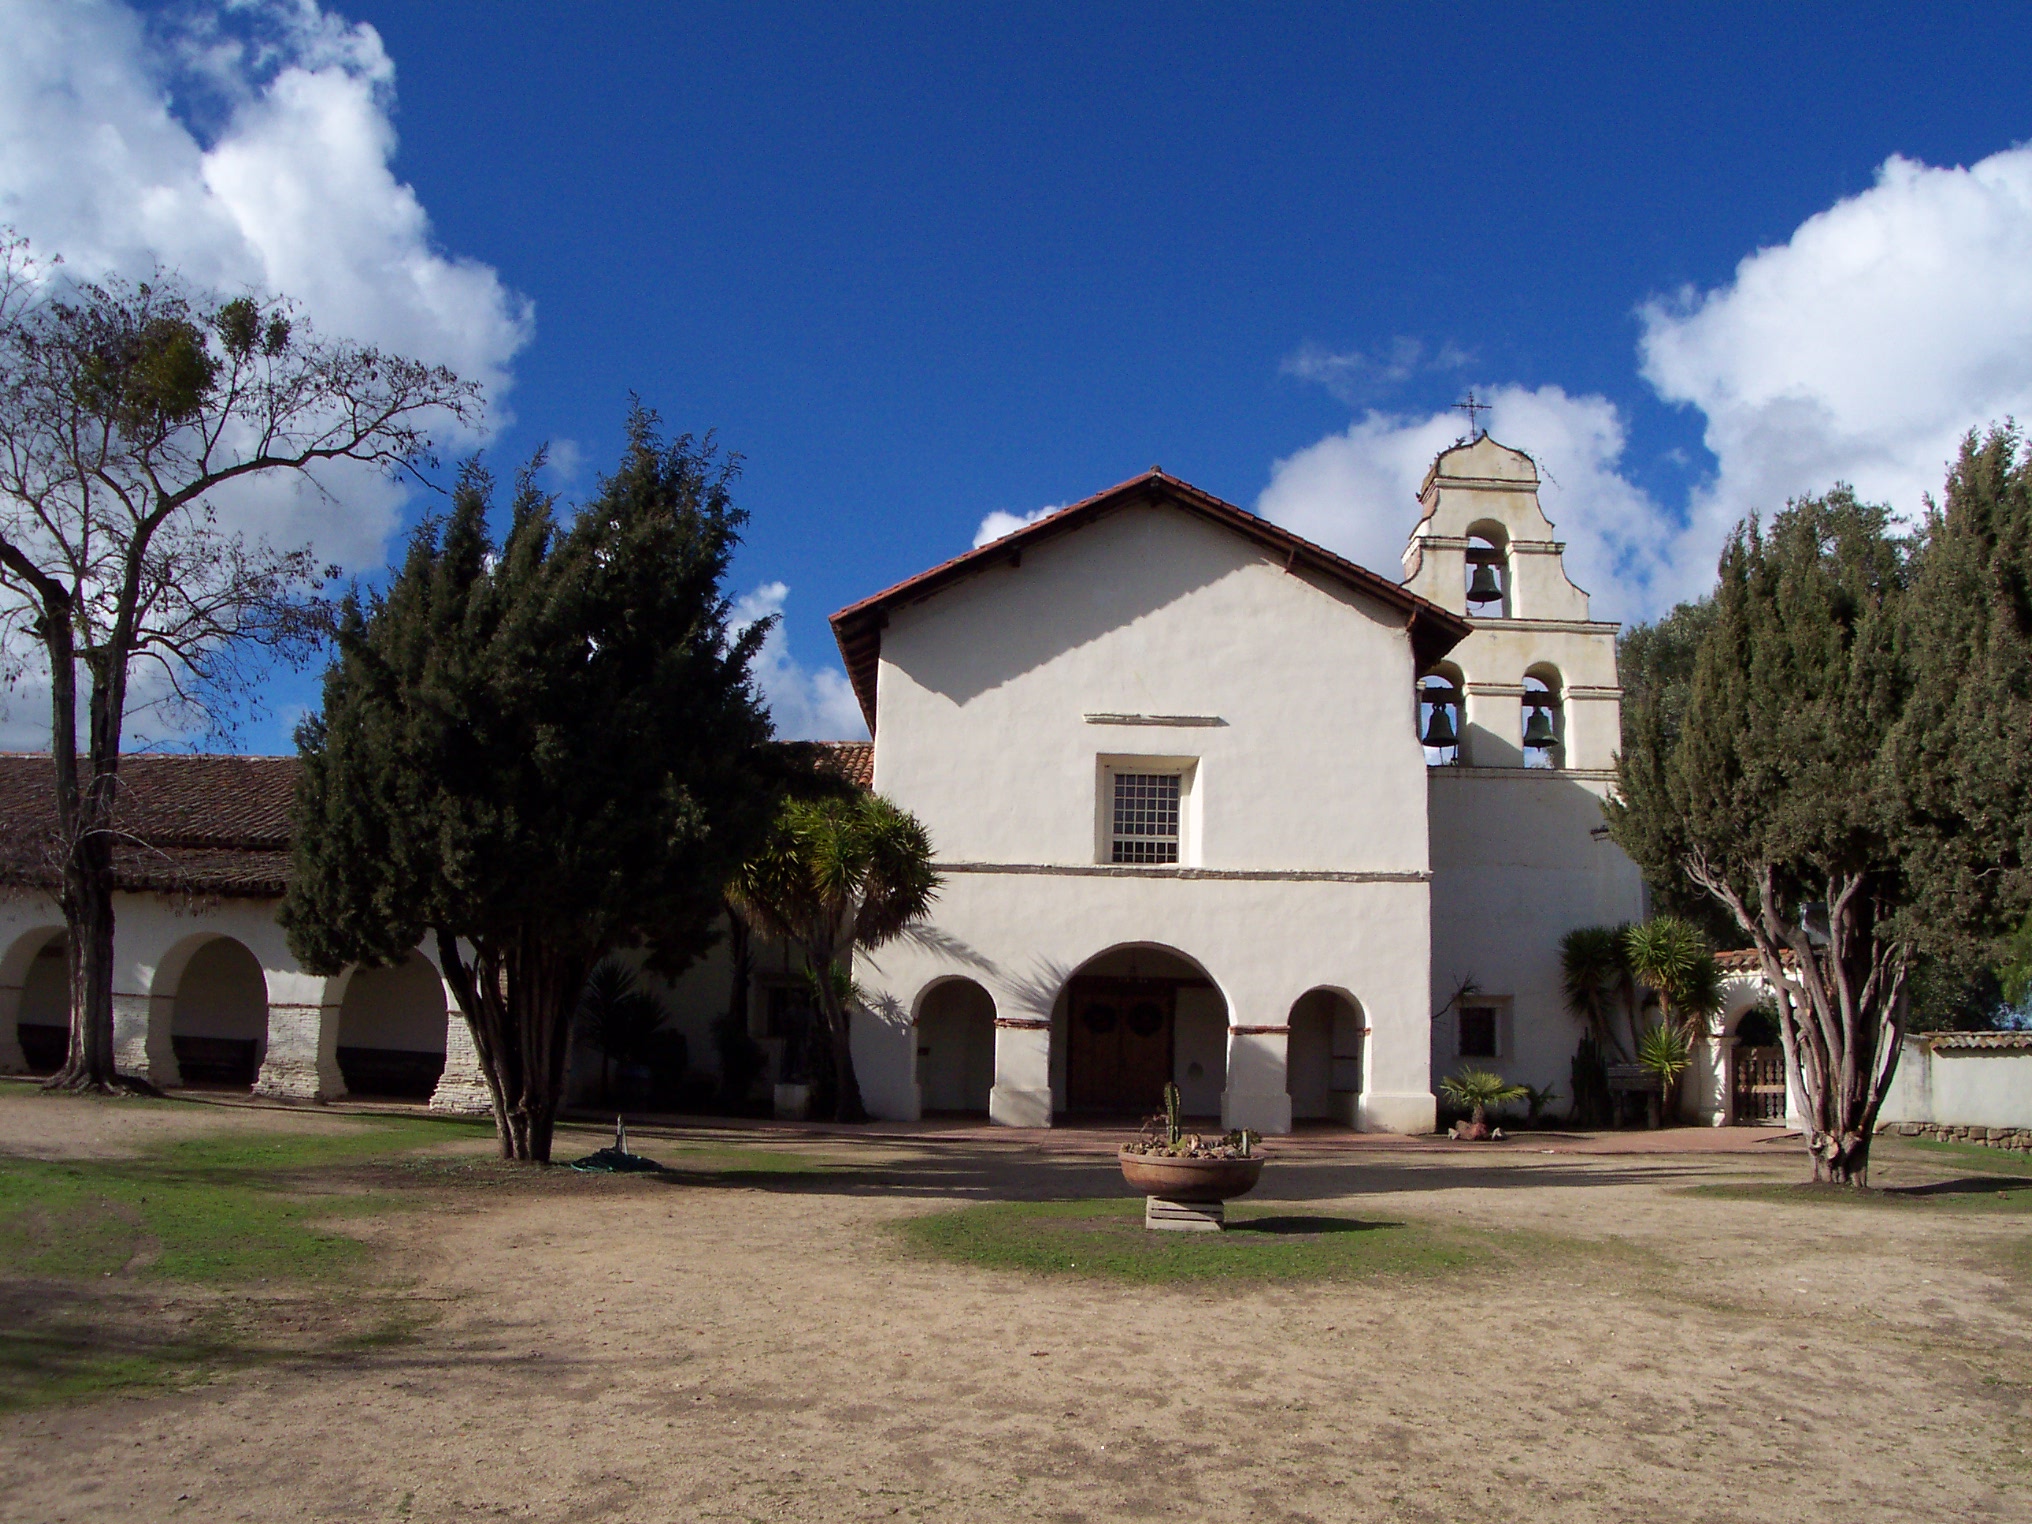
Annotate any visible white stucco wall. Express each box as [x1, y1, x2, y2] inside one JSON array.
[[854, 500, 1440, 1133], [1881, 1038, 2032, 1130]]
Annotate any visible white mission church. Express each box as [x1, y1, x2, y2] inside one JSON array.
[[0, 434, 1647, 1133]]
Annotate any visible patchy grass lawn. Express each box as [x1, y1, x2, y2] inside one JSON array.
[[0, 1113, 491, 1410], [893, 1195, 1650, 1285]]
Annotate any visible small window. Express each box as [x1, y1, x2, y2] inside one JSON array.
[[1458, 1004, 1499, 1059], [1111, 772, 1180, 864]]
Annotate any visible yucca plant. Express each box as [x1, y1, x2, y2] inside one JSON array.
[[1624, 917, 1725, 1037], [1635, 1023, 1693, 1128], [1438, 1068, 1529, 1129]]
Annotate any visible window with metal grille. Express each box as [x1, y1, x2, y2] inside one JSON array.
[[1111, 772, 1180, 864]]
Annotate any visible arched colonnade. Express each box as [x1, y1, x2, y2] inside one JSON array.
[[0, 903, 489, 1111], [904, 941, 1368, 1132]]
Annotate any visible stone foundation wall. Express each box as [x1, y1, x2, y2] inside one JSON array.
[[1878, 1119, 2032, 1153]]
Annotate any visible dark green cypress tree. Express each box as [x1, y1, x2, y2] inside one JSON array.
[[1892, 426, 2032, 1011], [1609, 489, 1913, 1185], [281, 407, 778, 1162]]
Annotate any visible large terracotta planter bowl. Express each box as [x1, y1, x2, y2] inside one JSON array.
[[1118, 1147, 1265, 1203]]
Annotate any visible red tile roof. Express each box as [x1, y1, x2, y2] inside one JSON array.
[[0, 741, 876, 899], [828, 468, 1473, 736], [817, 740, 873, 788], [0, 753, 297, 897]]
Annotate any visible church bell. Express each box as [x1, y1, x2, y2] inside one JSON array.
[[1420, 698, 1457, 749], [1466, 560, 1503, 604], [1522, 702, 1558, 749]]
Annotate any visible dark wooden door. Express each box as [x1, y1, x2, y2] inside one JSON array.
[[1733, 1047, 1788, 1123], [1068, 979, 1174, 1113]]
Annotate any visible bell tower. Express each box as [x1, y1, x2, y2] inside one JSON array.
[[1401, 434, 1616, 769], [1406, 432, 1644, 1117]]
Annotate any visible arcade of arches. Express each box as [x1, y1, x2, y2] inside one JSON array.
[[0, 921, 465, 1107]]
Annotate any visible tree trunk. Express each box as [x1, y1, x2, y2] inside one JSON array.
[[46, 636, 135, 1094], [817, 973, 867, 1124], [1811, 1129, 1872, 1185], [48, 854, 119, 1091], [1689, 858, 1907, 1189], [437, 925, 591, 1163]]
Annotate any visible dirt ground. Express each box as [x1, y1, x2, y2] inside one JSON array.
[[2, 1092, 2029, 1523]]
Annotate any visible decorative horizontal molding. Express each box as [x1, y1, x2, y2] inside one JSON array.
[[1230, 1024, 1290, 1036], [1083, 712, 1226, 727], [1461, 682, 1619, 700], [939, 861, 1428, 884], [993, 1017, 1051, 1031], [1428, 767, 1618, 783], [1425, 475, 1538, 493], [1465, 617, 1622, 635]]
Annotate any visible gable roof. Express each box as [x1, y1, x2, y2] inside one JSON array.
[[828, 468, 1473, 735]]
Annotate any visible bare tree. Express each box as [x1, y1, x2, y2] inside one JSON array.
[[0, 230, 481, 1092]]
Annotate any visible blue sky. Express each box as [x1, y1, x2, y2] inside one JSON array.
[[5, 2, 2032, 748]]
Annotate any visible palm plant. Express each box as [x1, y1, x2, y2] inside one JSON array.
[[1623, 917, 1725, 1037], [1438, 1068, 1530, 1129], [1635, 1022, 1693, 1129], [575, 959, 671, 1103], [1559, 925, 1634, 1060], [729, 790, 940, 1122]]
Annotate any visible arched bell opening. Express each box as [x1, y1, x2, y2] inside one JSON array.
[[9, 928, 71, 1075], [167, 937, 269, 1091], [914, 977, 995, 1117], [1522, 665, 1564, 770], [1417, 663, 1465, 766], [1464, 522, 1510, 617], [1287, 988, 1364, 1123], [1057, 943, 1227, 1120], [337, 951, 448, 1100]]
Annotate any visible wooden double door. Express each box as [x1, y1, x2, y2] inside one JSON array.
[[1067, 977, 1175, 1115]]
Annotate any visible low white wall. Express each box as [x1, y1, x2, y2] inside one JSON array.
[[1881, 1035, 2032, 1130]]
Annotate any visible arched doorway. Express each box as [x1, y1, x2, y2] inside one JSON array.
[[169, 938, 268, 1090], [916, 979, 994, 1116], [337, 952, 448, 1100], [1287, 988, 1363, 1123], [1061, 945, 1225, 1119], [12, 931, 69, 1075]]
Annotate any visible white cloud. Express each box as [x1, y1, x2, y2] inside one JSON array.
[[0, 0, 531, 745], [732, 582, 867, 742], [1270, 144, 2032, 622], [1640, 145, 2032, 560], [1255, 386, 1674, 623], [1279, 337, 1473, 405], [0, 0, 530, 576], [972, 503, 1059, 548]]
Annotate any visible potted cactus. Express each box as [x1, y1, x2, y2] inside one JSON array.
[[1119, 1082, 1266, 1230]]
